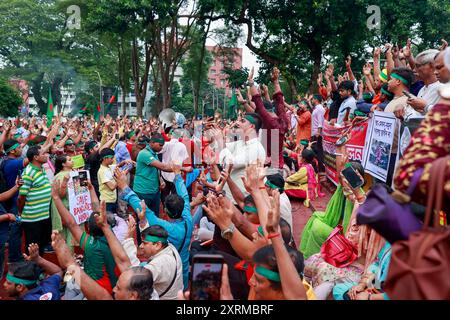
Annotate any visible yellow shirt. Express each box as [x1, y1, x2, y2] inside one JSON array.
[[97, 164, 117, 203]]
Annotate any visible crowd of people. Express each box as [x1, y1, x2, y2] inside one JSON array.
[[0, 40, 449, 301]]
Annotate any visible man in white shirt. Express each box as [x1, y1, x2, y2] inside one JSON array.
[[160, 128, 189, 202], [219, 112, 266, 197], [311, 94, 326, 175], [122, 225, 183, 300], [408, 49, 445, 114], [336, 81, 357, 125]]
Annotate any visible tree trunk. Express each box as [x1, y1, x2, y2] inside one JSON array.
[[121, 88, 127, 116], [31, 73, 46, 114], [288, 77, 298, 101], [309, 45, 322, 93], [51, 78, 62, 115]]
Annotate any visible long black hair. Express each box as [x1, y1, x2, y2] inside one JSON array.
[[54, 154, 69, 175]]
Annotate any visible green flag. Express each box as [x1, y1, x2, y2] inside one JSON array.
[[46, 87, 54, 127], [80, 101, 90, 115], [105, 87, 118, 114], [94, 103, 101, 122], [227, 92, 238, 120]]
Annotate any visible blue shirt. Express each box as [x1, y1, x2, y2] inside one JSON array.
[[120, 174, 193, 289], [0, 203, 9, 243], [1, 158, 24, 210], [22, 274, 62, 300], [114, 141, 131, 169]]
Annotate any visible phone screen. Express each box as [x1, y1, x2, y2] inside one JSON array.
[[190, 254, 224, 300], [341, 166, 363, 189], [79, 170, 88, 187]]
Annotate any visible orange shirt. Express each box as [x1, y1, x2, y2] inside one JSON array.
[[296, 111, 312, 145]]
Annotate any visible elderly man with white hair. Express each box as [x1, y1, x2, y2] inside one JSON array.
[[407, 49, 445, 114]]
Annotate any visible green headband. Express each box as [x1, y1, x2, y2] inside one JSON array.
[[391, 73, 409, 86], [257, 225, 265, 236], [128, 131, 135, 138], [244, 206, 258, 214], [5, 143, 20, 154], [300, 139, 309, 146], [13, 133, 21, 139], [143, 235, 168, 244], [6, 273, 37, 286], [150, 138, 165, 145], [255, 266, 281, 282], [102, 155, 114, 159], [265, 180, 281, 190], [244, 115, 257, 125], [381, 87, 394, 99]]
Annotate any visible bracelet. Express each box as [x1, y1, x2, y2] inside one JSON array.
[[259, 186, 266, 190], [267, 233, 280, 239]]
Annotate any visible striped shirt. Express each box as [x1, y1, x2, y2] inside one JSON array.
[[19, 163, 52, 222]]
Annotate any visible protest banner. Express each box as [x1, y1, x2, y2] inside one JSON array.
[[362, 111, 397, 182], [322, 119, 369, 185], [68, 171, 92, 225], [72, 154, 85, 169]]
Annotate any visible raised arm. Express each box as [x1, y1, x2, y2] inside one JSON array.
[[345, 56, 355, 81], [52, 231, 113, 300], [51, 180, 84, 248], [95, 201, 132, 272], [23, 243, 63, 278], [266, 191, 307, 300]]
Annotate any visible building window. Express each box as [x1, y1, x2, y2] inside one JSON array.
[[210, 69, 216, 75], [220, 79, 226, 87], [131, 102, 136, 108]]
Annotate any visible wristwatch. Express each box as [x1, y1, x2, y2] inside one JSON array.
[[221, 223, 235, 240]]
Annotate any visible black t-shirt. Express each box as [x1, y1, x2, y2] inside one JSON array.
[[329, 91, 343, 120], [86, 152, 101, 191]]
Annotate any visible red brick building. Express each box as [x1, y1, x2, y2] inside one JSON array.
[[206, 46, 243, 96]]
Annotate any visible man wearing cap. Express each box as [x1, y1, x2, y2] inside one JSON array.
[[408, 49, 445, 114], [1, 139, 29, 265], [133, 132, 183, 218], [336, 80, 357, 125], [64, 138, 78, 157], [3, 243, 63, 300]]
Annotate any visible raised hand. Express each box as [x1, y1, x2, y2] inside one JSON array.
[[202, 194, 232, 230], [362, 63, 372, 76], [440, 39, 448, 51], [403, 39, 412, 57], [94, 201, 108, 229], [271, 67, 280, 82], [136, 200, 147, 223], [52, 230, 76, 269], [248, 66, 255, 82], [266, 190, 281, 234], [126, 216, 136, 240], [345, 55, 352, 68], [23, 243, 40, 261]]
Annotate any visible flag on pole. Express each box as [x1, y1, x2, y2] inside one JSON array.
[[80, 101, 89, 115], [227, 91, 238, 120], [94, 103, 101, 122], [105, 87, 118, 114], [46, 87, 54, 127]]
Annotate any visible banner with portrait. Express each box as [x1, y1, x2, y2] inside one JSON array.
[[68, 170, 92, 225], [362, 111, 397, 182]]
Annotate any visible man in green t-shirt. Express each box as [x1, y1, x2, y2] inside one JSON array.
[[133, 133, 183, 218]]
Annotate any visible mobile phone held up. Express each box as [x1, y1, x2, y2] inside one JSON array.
[[336, 134, 350, 147], [190, 254, 224, 300], [341, 166, 364, 189], [79, 170, 88, 187]]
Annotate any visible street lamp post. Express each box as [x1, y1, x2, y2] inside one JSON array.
[[94, 71, 103, 117]]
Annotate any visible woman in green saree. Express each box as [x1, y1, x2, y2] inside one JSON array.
[[51, 155, 76, 252], [299, 144, 366, 259]]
